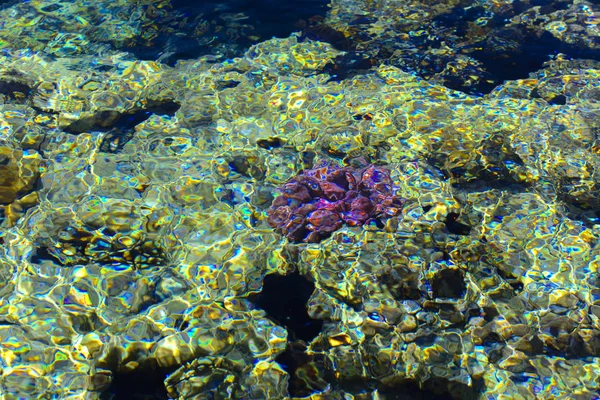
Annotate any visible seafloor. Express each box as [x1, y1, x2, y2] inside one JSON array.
[[1, 0, 600, 399]]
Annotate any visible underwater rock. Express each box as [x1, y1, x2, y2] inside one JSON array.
[[267, 161, 404, 243], [0, 142, 42, 205], [0, 3, 600, 394]]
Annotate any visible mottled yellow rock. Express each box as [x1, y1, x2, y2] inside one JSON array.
[[0, 143, 42, 204]]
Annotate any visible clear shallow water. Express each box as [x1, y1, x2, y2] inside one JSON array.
[[0, 1, 600, 400]]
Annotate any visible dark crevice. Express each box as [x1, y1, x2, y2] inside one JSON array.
[[68, 312, 103, 334], [300, 24, 355, 51], [275, 340, 329, 397], [547, 94, 567, 105], [323, 54, 376, 82], [564, 204, 600, 229], [378, 378, 482, 400], [0, 80, 33, 103], [256, 137, 284, 150], [250, 272, 322, 343], [99, 366, 172, 400], [30, 246, 65, 266], [444, 213, 471, 235], [215, 80, 240, 90], [66, 100, 180, 136], [431, 268, 466, 299], [227, 154, 266, 180], [482, 306, 499, 322], [495, 267, 524, 293], [72, 101, 181, 153]]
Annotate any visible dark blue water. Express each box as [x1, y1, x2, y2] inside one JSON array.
[[130, 0, 330, 64]]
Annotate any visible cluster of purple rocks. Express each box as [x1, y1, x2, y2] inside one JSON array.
[[267, 162, 404, 243]]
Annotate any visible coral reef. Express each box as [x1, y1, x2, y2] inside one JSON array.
[[267, 161, 404, 242], [0, 0, 600, 399]]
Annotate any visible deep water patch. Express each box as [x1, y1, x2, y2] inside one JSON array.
[[467, 29, 600, 84], [130, 0, 330, 64]]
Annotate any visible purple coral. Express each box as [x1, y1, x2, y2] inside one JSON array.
[[267, 162, 404, 243]]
